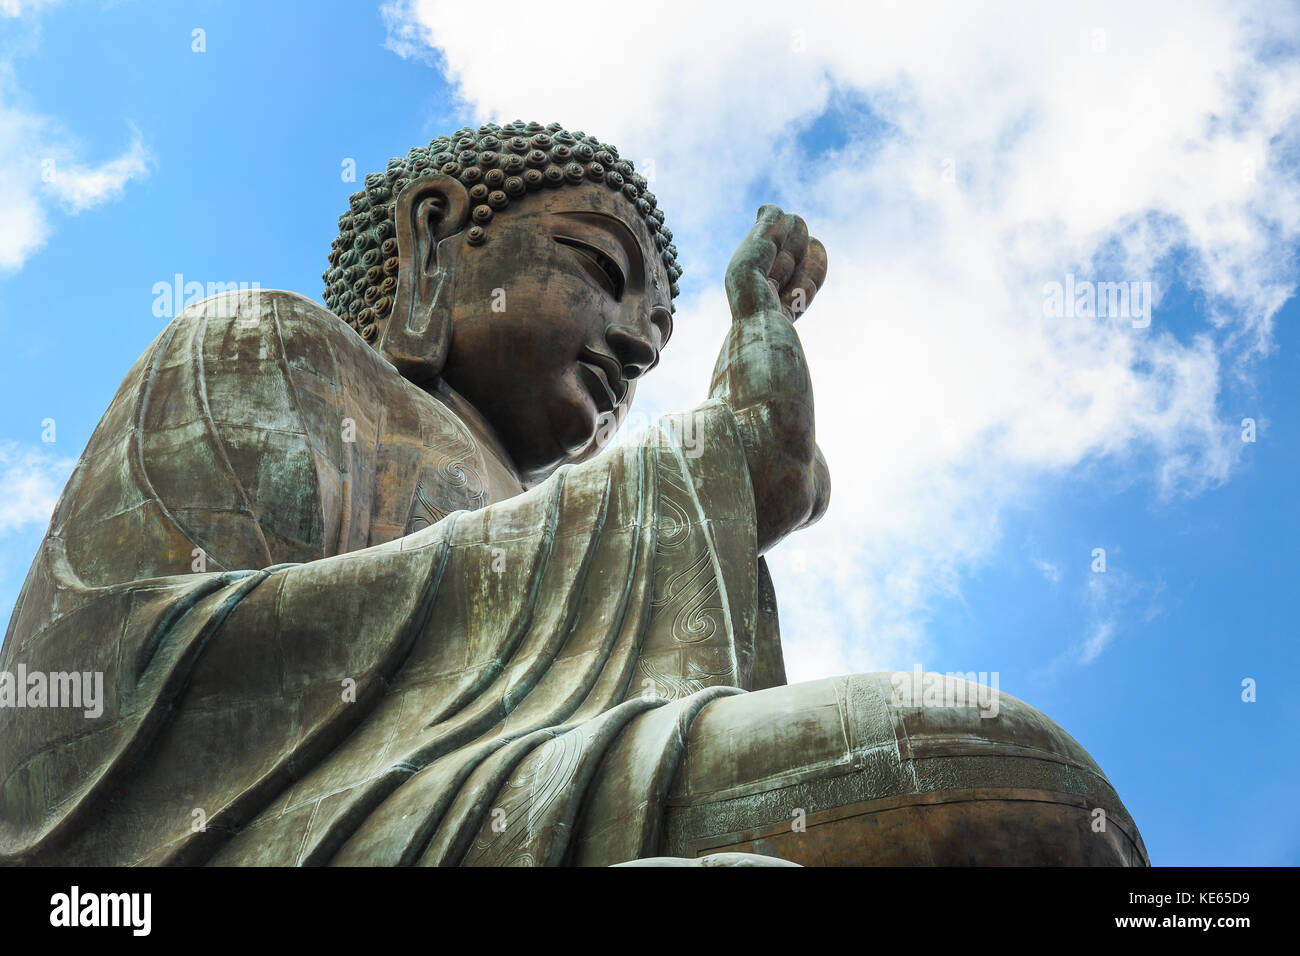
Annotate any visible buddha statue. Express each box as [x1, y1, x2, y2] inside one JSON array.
[[0, 121, 1147, 866]]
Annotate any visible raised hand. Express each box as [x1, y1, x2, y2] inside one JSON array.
[[725, 205, 829, 325], [711, 204, 831, 554]]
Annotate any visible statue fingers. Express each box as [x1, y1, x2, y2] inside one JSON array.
[[768, 214, 808, 291], [805, 236, 828, 288], [769, 251, 797, 294], [725, 205, 791, 319], [781, 237, 828, 321], [782, 276, 816, 321]]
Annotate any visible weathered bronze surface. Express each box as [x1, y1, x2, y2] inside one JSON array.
[[0, 121, 1147, 866]]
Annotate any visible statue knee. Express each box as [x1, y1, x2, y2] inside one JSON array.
[[661, 672, 1148, 866]]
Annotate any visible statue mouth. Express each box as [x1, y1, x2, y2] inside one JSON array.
[[577, 348, 627, 413]]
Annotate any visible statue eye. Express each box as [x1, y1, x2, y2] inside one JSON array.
[[555, 236, 625, 300]]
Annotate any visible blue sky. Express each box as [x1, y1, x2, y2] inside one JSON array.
[[1, 1, 1297, 865]]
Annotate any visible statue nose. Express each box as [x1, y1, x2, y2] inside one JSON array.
[[604, 324, 658, 379]]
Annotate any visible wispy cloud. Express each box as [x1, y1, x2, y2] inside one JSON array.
[[44, 122, 150, 213], [0, 0, 60, 18], [384, 0, 1300, 679], [1034, 556, 1157, 678], [0, 6, 152, 270], [0, 441, 74, 536], [1032, 557, 1063, 584], [1079, 620, 1117, 665]]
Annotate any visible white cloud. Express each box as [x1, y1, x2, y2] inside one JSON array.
[[0, 10, 151, 271], [43, 124, 150, 213], [0, 442, 74, 535], [385, 0, 1300, 680]]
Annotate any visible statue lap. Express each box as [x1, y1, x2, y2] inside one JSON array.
[[578, 673, 1148, 866]]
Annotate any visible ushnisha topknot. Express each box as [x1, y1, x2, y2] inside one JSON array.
[[323, 120, 681, 343]]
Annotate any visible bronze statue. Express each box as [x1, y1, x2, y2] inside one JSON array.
[[0, 121, 1147, 866]]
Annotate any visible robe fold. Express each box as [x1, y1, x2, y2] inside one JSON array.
[[0, 290, 785, 866]]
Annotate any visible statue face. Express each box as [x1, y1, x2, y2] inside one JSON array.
[[439, 185, 673, 480]]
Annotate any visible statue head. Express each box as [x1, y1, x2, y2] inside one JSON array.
[[322, 121, 681, 483]]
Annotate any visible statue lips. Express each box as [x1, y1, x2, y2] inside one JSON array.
[[576, 347, 626, 414]]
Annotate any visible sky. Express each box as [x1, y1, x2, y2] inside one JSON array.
[[0, 0, 1297, 866]]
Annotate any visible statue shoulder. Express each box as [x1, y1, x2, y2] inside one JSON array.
[[66, 288, 399, 570], [150, 287, 400, 401], [160, 287, 358, 352]]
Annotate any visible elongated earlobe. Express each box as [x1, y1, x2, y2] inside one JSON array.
[[379, 174, 471, 386]]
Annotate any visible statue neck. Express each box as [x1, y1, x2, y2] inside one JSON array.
[[426, 377, 521, 483]]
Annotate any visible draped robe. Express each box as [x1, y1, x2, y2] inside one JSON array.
[[0, 290, 786, 866]]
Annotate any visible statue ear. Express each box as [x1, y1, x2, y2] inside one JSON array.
[[379, 173, 471, 385]]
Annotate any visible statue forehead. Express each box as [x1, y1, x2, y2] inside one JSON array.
[[488, 185, 670, 299], [502, 186, 659, 253]]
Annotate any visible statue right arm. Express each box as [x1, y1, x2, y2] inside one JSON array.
[[709, 205, 830, 555]]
